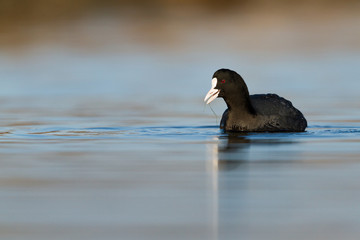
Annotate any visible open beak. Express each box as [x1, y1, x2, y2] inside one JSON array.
[[204, 78, 220, 104]]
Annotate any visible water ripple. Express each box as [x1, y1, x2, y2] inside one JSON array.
[[2, 124, 360, 143]]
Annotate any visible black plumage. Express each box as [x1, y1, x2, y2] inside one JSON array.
[[205, 69, 307, 132]]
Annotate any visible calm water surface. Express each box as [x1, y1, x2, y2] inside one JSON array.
[[1, 118, 360, 240], [1, 14, 360, 240]]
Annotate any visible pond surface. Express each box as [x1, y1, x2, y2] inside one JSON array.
[[1, 11, 360, 240]]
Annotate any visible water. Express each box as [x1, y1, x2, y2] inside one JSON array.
[[1, 10, 360, 240], [2, 121, 360, 239]]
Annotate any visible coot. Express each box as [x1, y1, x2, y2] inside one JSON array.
[[204, 69, 307, 132]]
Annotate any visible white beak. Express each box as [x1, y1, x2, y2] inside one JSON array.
[[204, 78, 220, 104]]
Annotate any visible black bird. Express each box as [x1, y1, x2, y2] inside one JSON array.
[[204, 69, 307, 132]]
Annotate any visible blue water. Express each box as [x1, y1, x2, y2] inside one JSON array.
[[1, 13, 360, 240], [1, 121, 360, 239]]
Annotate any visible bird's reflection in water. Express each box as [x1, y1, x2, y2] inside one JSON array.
[[207, 133, 299, 240], [216, 133, 251, 171], [212, 132, 297, 171], [207, 132, 252, 239]]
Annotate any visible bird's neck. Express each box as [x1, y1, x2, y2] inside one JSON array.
[[224, 94, 256, 116]]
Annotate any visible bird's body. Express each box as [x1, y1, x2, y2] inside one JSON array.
[[220, 94, 307, 132], [205, 69, 307, 132]]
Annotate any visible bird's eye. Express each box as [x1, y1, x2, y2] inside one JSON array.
[[221, 79, 226, 83]]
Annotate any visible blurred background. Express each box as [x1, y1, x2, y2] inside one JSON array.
[[0, 0, 359, 125]]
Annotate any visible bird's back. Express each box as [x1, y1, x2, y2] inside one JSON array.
[[221, 94, 307, 132]]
